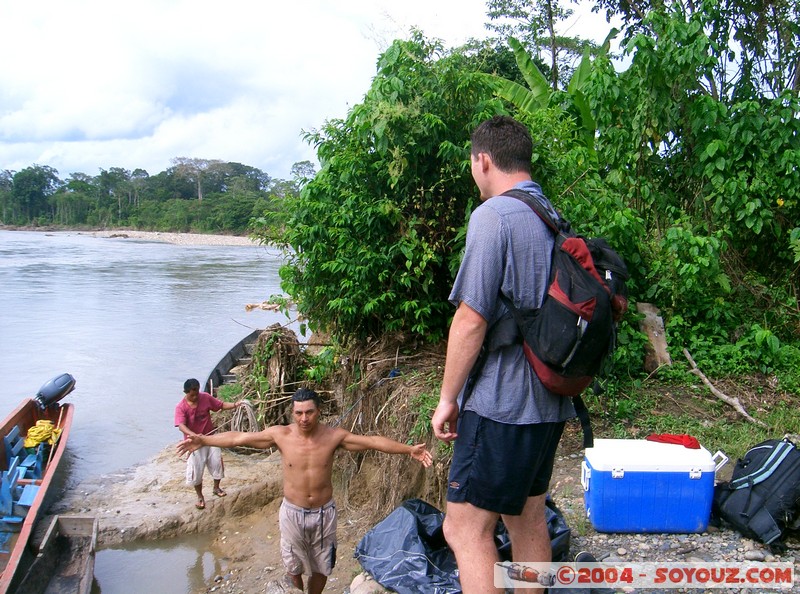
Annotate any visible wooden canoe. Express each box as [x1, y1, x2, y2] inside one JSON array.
[[13, 515, 97, 594], [203, 328, 262, 395], [0, 397, 75, 593]]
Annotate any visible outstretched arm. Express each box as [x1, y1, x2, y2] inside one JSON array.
[[176, 428, 278, 457], [340, 432, 432, 467]]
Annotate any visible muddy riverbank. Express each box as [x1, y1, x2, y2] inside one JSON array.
[[47, 427, 800, 594]]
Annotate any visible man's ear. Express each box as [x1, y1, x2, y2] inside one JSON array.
[[475, 151, 492, 173]]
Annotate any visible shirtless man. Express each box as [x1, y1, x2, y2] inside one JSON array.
[[176, 387, 432, 594]]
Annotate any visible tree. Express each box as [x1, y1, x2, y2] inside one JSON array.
[[209, 181, 261, 231], [225, 163, 272, 192], [53, 172, 95, 225], [290, 161, 316, 185], [130, 169, 150, 209], [258, 33, 503, 342], [485, 0, 595, 89], [593, 0, 800, 101], [97, 167, 134, 223], [479, 35, 617, 157], [149, 168, 196, 202], [460, 36, 549, 86], [12, 165, 60, 222], [171, 158, 226, 201], [0, 170, 14, 223]]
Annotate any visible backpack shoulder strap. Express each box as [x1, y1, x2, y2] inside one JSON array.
[[501, 188, 565, 235], [498, 292, 527, 329]]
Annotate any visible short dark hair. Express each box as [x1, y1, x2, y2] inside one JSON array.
[[183, 378, 200, 393], [292, 387, 322, 410], [471, 115, 532, 174]]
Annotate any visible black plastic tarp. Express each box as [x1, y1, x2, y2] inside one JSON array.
[[354, 498, 571, 594]]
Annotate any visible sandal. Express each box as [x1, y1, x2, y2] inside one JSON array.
[[213, 488, 227, 497], [195, 499, 205, 510]]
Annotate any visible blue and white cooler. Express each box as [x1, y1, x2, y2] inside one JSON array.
[[581, 438, 728, 533]]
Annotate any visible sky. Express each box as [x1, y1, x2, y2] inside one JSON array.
[[0, 0, 616, 181]]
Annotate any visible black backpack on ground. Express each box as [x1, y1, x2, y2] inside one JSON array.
[[713, 437, 800, 547]]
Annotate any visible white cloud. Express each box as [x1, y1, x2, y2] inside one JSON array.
[[0, 0, 614, 180]]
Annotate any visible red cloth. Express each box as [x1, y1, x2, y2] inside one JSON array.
[[645, 433, 701, 449]]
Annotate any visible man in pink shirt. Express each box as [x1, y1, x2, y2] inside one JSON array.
[[175, 378, 242, 509]]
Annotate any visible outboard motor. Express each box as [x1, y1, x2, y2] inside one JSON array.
[[34, 373, 76, 409]]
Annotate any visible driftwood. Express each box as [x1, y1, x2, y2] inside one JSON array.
[[683, 349, 768, 427], [244, 300, 296, 312]]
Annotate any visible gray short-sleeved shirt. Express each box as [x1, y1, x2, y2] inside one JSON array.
[[449, 181, 575, 424]]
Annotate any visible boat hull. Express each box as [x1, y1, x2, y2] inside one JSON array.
[[13, 515, 97, 594], [0, 399, 74, 593], [203, 328, 262, 394]]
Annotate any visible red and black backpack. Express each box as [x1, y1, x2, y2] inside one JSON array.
[[471, 189, 629, 447]]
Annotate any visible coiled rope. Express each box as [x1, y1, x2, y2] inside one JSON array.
[[220, 399, 267, 455], [230, 400, 259, 433]]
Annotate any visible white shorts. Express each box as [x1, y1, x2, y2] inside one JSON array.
[[279, 498, 337, 577], [185, 445, 224, 486]]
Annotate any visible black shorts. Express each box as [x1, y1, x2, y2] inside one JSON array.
[[446, 411, 565, 515]]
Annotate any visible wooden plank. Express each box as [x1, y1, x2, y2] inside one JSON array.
[[17, 485, 39, 508]]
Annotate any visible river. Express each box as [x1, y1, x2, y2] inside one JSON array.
[[0, 229, 291, 593]]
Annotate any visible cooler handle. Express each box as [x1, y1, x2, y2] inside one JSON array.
[[580, 460, 590, 492], [712, 450, 729, 473]]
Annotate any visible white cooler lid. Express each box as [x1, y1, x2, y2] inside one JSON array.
[[585, 438, 715, 472]]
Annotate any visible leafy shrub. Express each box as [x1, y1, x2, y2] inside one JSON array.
[[267, 34, 504, 343]]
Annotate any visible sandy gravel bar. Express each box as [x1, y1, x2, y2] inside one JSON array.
[[87, 229, 258, 246]]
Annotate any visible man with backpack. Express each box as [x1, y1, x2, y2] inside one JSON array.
[[432, 115, 575, 593]]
